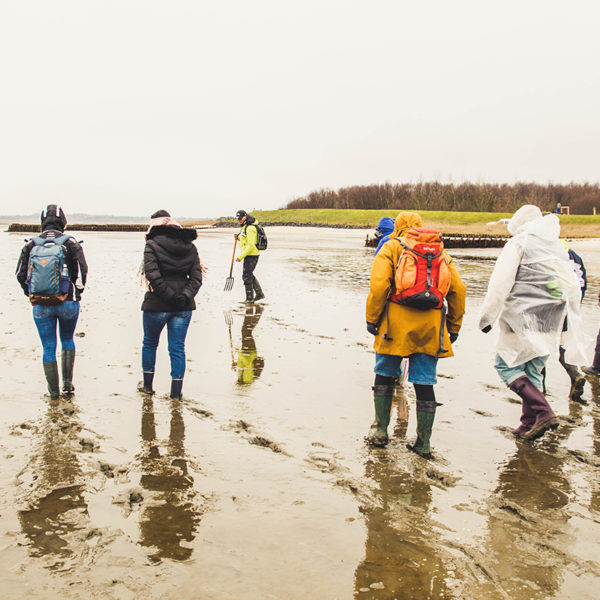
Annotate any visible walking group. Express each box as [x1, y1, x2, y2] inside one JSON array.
[[16, 205, 265, 402], [366, 205, 598, 458], [15, 204, 600, 460]]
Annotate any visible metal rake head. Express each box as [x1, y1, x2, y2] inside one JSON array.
[[224, 276, 234, 291], [223, 310, 233, 327]]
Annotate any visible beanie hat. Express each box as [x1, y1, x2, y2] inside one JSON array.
[[41, 204, 67, 232]]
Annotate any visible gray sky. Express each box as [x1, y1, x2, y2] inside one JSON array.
[[1, 0, 599, 217]]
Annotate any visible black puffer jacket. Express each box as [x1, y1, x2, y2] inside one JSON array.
[[141, 225, 202, 312]]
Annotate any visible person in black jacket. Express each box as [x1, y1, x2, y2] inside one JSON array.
[[139, 210, 202, 399], [15, 205, 88, 399]]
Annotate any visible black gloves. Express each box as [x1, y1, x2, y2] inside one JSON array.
[[449, 332, 459, 344], [366, 322, 378, 336], [481, 325, 492, 333], [173, 295, 188, 310]]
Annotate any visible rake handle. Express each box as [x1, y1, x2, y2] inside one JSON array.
[[228, 236, 238, 277]]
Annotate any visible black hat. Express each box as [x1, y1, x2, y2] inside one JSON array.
[[236, 210, 247, 219], [41, 204, 67, 232]]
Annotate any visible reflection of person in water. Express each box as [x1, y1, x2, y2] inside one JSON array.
[[18, 398, 88, 566], [138, 396, 200, 562], [480, 434, 574, 598], [354, 387, 453, 599], [235, 304, 265, 385]]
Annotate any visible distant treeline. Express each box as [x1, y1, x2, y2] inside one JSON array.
[[285, 182, 600, 214]]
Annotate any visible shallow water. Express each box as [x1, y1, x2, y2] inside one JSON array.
[[0, 227, 599, 599]]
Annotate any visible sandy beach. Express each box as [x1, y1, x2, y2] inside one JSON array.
[[1, 226, 599, 599]]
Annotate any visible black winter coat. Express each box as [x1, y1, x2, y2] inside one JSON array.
[[141, 225, 202, 312], [16, 229, 88, 302]]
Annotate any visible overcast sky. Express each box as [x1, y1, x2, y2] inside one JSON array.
[[1, 1, 599, 217]]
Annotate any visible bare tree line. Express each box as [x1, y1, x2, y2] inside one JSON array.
[[285, 182, 600, 214]]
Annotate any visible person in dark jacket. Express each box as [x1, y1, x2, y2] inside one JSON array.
[[139, 210, 203, 399], [15, 205, 88, 399]]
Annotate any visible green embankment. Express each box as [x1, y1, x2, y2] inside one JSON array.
[[250, 208, 600, 227]]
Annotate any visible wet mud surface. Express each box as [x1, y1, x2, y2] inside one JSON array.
[[1, 227, 600, 599]]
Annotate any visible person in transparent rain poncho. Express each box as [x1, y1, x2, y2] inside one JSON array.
[[479, 205, 587, 440]]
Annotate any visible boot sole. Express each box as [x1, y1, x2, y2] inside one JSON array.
[[523, 416, 558, 441]]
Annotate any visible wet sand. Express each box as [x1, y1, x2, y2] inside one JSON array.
[[1, 227, 599, 599]]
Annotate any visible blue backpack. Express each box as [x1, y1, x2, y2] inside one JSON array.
[[27, 235, 72, 303]]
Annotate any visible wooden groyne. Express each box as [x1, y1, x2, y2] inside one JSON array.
[[365, 232, 509, 249]]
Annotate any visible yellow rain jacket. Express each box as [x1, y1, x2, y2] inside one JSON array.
[[366, 212, 466, 357], [237, 219, 261, 260]]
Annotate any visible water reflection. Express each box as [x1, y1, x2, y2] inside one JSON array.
[[138, 396, 200, 561], [18, 398, 88, 569], [235, 304, 265, 385], [354, 387, 453, 599], [586, 375, 600, 515], [481, 427, 576, 599]]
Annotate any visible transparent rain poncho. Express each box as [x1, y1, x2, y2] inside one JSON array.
[[479, 207, 586, 368]]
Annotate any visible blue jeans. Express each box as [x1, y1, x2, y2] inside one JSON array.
[[374, 352, 438, 385], [32, 301, 80, 362], [142, 311, 192, 379], [494, 354, 548, 392]]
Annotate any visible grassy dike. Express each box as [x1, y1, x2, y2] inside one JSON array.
[[242, 209, 600, 237]]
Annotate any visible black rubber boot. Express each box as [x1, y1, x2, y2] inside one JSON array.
[[559, 346, 586, 403], [43, 361, 60, 400], [170, 378, 183, 399], [61, 349, 76, 396], [137, 371, 155, 395], [366, 384, 394, 447], [253, 279, 265, 301], [244, 284, 254, 304]]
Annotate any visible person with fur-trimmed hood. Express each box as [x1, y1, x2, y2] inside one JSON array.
[[15, 204, 88, 399], [366, 212, 466, 457], [138, 210, 203, 399], [479, 205, 586, 440]]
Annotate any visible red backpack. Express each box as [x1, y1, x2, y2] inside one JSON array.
[[390, 228, 451, 310]]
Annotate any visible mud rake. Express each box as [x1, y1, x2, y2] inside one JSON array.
[[224, 237, 237, 291]]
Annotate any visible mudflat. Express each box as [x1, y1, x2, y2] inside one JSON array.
[[1, 227, 599, 599]]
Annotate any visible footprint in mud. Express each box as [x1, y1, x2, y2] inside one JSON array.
[[78, 437, 99, 453], [188, 406, 213, 419], [113, 487, 145, 510], [10, 422, 36, 436], [482, 382, 503, 392], [424, 468, 460, 489], [249, 436, 284, 454], [470, 409, 496, 417], [305, 443, 345, 475], [224, 419, 253, 433], [225, 420, 289, 455], [438, 373, 455, 380]]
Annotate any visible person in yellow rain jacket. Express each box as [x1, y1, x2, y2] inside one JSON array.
[[235, 210, 264, 303], [365, 212, 466, 457]]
